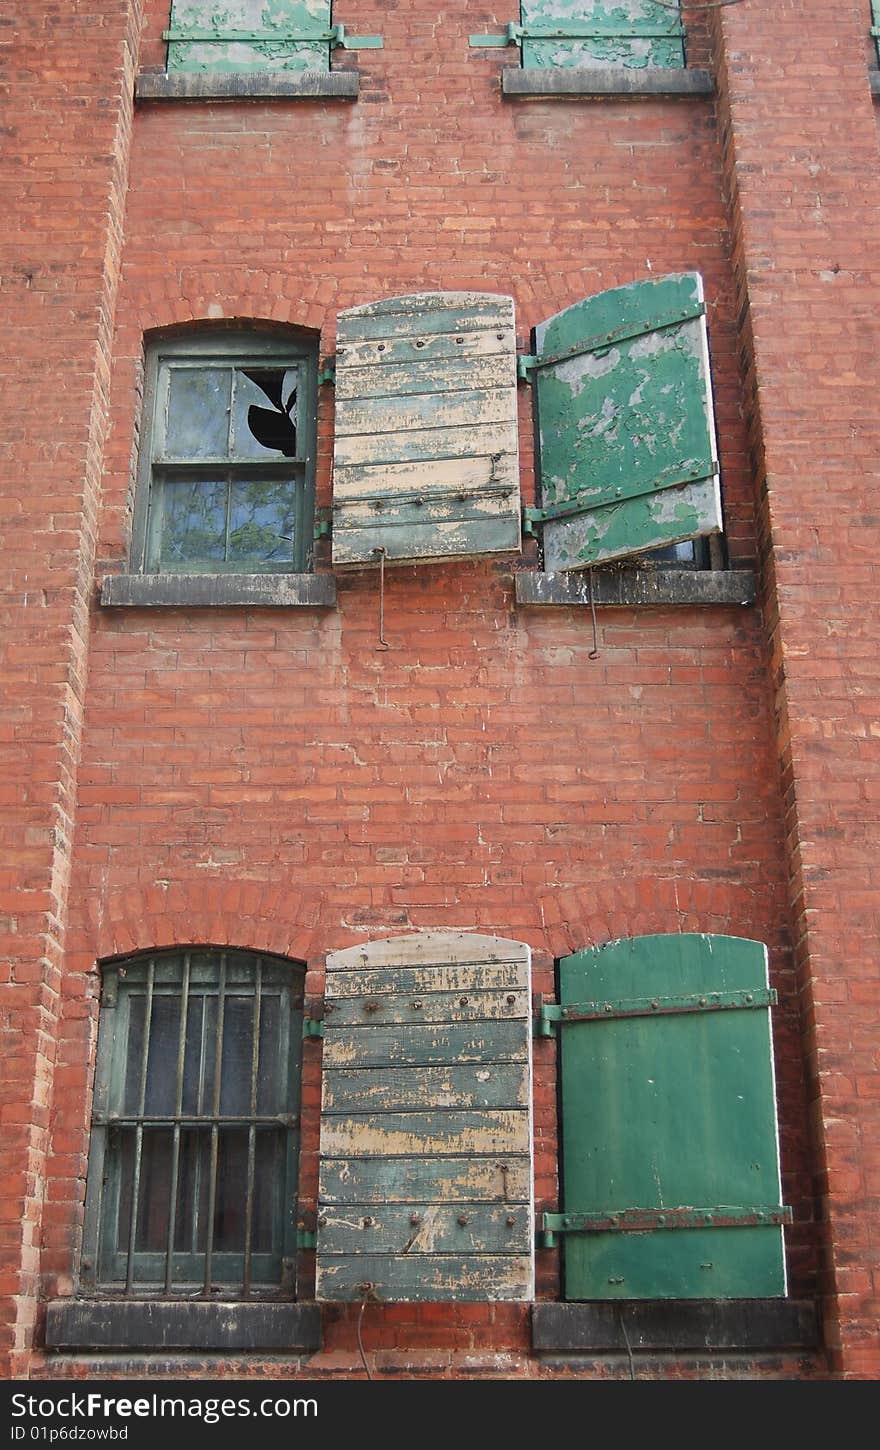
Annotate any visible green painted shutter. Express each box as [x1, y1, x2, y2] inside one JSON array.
[[167, 0, 332, 74], [316, 933, 534, 1302], [332, 293, 521, 567], [520, 1, 684, 70], [873, 2, 880, 66], [531, 273, 721, 572], [555, 934, 787, 1300]]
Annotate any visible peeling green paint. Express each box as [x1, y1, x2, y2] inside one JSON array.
[[168, 0, 331, 74], [520, 1, 684, 70], [533, 273, 721, 571]]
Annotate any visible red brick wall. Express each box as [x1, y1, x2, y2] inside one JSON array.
[[712, 0, 880, 1379], [0, 0, 143, 1376], [5, 0, 876, 1380]]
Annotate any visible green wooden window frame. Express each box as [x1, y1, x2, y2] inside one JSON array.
[[81, 949, 304, 1298], [131, 332, 318, 576]]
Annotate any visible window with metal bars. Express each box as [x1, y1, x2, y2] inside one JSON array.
[[81, 950, 304, 1299], [131, 331, 318, 576]]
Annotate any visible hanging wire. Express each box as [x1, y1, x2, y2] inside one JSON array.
[[618, 1306, 637, 1382], [356, 1283, 381, 1380], [374, 547, 390, 651], [587, 569, 600, 661]]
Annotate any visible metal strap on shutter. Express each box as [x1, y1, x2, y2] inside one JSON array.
[[470, 1, 685, 70], [332, 293, 521, 567], [316, 933, 534, 1302], [525, 272, 721, 571], [165, 1, 382, 75], [553, 934, 789, 1300]]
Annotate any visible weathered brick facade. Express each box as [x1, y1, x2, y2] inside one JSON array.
[[1, 0, 877, 1380]]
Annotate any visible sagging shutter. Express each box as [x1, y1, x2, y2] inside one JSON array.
[[552, 933, 788, 1300], [167, 0, 333, 74], [316, 933, 534, 1302], [529, 272, 721, 572], [332, 293, 521, 566], [519, 1, 685, 70]]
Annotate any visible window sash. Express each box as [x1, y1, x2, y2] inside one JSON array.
[[84, 951, 302, 1299]]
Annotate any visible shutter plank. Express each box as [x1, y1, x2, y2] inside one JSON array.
[[534, 273, 722, 570], [319, 1155, 531, 1205], [332, 294, 520, 565], [322, 1062, 530, 1112], [316, 933, 534, 1302]]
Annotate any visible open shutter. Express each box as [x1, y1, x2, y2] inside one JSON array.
[[520, 1, 685, 70], [332, 293, 521, 567], [316, 933, 534, 1302], [167, 0, 332, 74], [553, 934, 788, 1300], [530, 273, 721, 572]]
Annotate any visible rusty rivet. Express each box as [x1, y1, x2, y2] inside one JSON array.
[[363, 1216, 374, 1228], [364, 999, 380, 1013], [651, 1000, 660, 1010], [377, 343, 385, 351], [458, 1214, 469, 1226], [412, 1000, 423, 1010], [506, 1216, 515, 1228], [410, 1214, 421, 1226], [456, 336, 464, 344], [699, 997, 707, 1006], [459, 996, 469, 1007], [506, 994, 516, 1005], [496, 333, 504, 340], [415, 339, 425, 348], [318, 1217, 327, 1228], [324, 1002, 334, 1013]]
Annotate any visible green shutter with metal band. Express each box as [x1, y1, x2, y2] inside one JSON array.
[[524, 272, 721, 571], [315, 933, 534, 1302], [872, 1, 880, 66], [470, 1, 684, 70], [551, 934, 789, 1300], [166, 0, 382, 75], [332, 294, 521, 567]]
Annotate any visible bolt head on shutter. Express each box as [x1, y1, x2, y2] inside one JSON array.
[[316, 933, 534, 1302], [556, 934, 788, 1301], [519, 0, 686, 71], [533, 272, 722, 571], [332, 294, 521, 567]]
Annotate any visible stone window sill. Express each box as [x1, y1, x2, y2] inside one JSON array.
[[136, 69, 359, 102], [45, 1300, 322, 1352], [532, 1299, 819, 1354], [502, 66, 713, 98], [100, 573, 337, 608], [515, 568, 756, 608]]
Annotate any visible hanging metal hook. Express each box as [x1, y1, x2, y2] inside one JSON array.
[[374, 547, 390, 651]]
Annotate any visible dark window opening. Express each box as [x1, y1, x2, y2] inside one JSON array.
[[83, 949, 303, 1299]]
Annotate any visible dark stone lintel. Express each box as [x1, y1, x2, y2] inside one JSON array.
[[515, 568, 756, 608], [502, 66, 713, 98], [532, 1299, 819, 1353], [45, 1300, 322, 1352], [100, 573, 337, 608], [136, 70, 359, 102]]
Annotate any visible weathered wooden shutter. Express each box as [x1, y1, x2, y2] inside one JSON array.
[[167, 0, 332, 74], [529, 273, 721, 571], [519, 1, 685, 70], [316, 933, 534, 1302], [332, 294, 521, 567], [551, 934, 788, 1300], [873, 2, 880, 67]]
